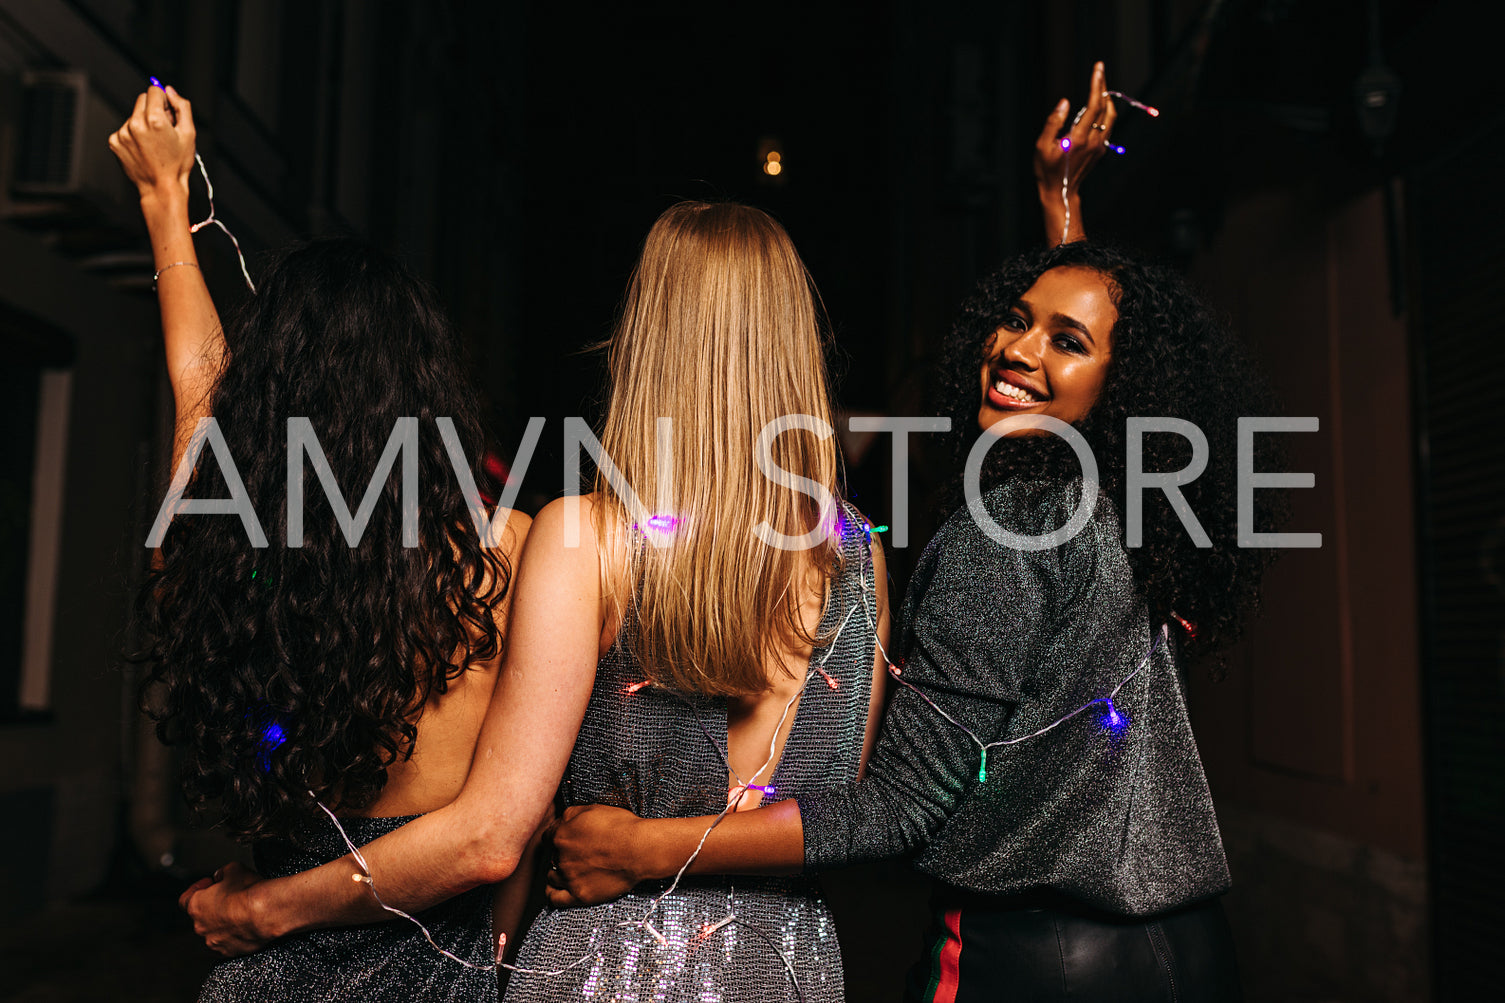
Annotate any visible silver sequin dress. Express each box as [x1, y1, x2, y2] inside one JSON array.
[[199, 815, 496, 1002], [504, 506, 875, 1002]]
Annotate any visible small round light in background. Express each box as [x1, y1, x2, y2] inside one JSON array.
[[758, 136, 786, 182]]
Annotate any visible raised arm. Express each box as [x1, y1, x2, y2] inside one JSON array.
[[183, 497, 604, 955], [1035, 62, 1118, 246], [108, 85, 222, 473]]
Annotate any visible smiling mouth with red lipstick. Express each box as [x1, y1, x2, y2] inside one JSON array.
[[973, 265, 1118, 433], [984, 365, 1049, 410]]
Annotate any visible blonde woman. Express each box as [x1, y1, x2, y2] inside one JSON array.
[[185, 201, 890, 1002]]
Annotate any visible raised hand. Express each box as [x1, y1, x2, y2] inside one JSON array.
[[106, 82, 222, 475], [108, 83, 196, 203], [1035, 61, 1118, 244]]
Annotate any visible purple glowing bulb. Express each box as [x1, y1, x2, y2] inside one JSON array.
[[1060, 137, 1072, 151]]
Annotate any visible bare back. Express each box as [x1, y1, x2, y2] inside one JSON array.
[[347, 508, 532, 818]]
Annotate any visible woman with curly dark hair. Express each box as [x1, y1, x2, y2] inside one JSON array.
[[111, 85, 528, 1000], [544, 202, 1276, 998]]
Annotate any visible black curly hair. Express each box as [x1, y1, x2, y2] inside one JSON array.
[[935, 241, 1280, 663], [137, 237, 510, 841]]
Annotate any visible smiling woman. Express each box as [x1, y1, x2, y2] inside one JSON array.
[[976, 265, 1117, 432], [544, 237, 1284, 1002]]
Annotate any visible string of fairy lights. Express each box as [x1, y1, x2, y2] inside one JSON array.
[[147, 78, 257, 293], [1058, 89, 1159, 243], [308, 516, 1176, 997], [310, 555, 871, 991], [159, 70, 1169, 993]]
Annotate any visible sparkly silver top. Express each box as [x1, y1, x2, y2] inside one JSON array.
[[799, 479, 1231, 917], [504, 503, 876, 1001], [199, 815, 496, 1002]]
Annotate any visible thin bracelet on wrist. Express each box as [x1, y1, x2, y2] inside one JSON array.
[[153, 260, 200, 288]]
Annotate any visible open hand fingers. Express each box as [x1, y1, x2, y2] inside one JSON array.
[[1036, 97, 1070, 156], [1088, 67, 1117, 154], [1069, 62, 1107, 148], [1100, 85, 1118, 141]]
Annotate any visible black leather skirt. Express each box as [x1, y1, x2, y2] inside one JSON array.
[[903, 885, 1243, 1002]]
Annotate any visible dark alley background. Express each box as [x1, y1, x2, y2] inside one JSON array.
[[1, 1, 1500, 999]]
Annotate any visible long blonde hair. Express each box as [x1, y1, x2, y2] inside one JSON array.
[[594, 201, 842, 697]]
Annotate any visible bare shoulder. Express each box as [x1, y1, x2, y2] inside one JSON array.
[[482, 506, 532, 562], [529, 494, 598, 546], [518, 495, 605, 584]]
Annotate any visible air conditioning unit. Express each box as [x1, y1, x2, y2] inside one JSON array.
[[9, 70, 135, 215]]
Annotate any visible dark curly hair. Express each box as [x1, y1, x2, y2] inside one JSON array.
[[138, 237, 510, 841], [936, 241, 1280, 663]]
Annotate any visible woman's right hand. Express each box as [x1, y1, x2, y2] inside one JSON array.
[[180, 862, 276, 957], [108, 84, 196, 204]]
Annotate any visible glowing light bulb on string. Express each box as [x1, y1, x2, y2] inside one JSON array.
[[1103, 697, 1127, 734], [1107, 90, 1159, 117], [256, 713, 287, 772]]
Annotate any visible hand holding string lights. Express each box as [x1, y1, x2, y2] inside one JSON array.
[[111, 79, 257, 293], [1033, 62, 1161, 245]]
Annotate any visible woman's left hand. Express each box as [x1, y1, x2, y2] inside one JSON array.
[[1035, 61, 1118, 243], [179, 862, 273, 957], [544, 804, 649, 908]]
